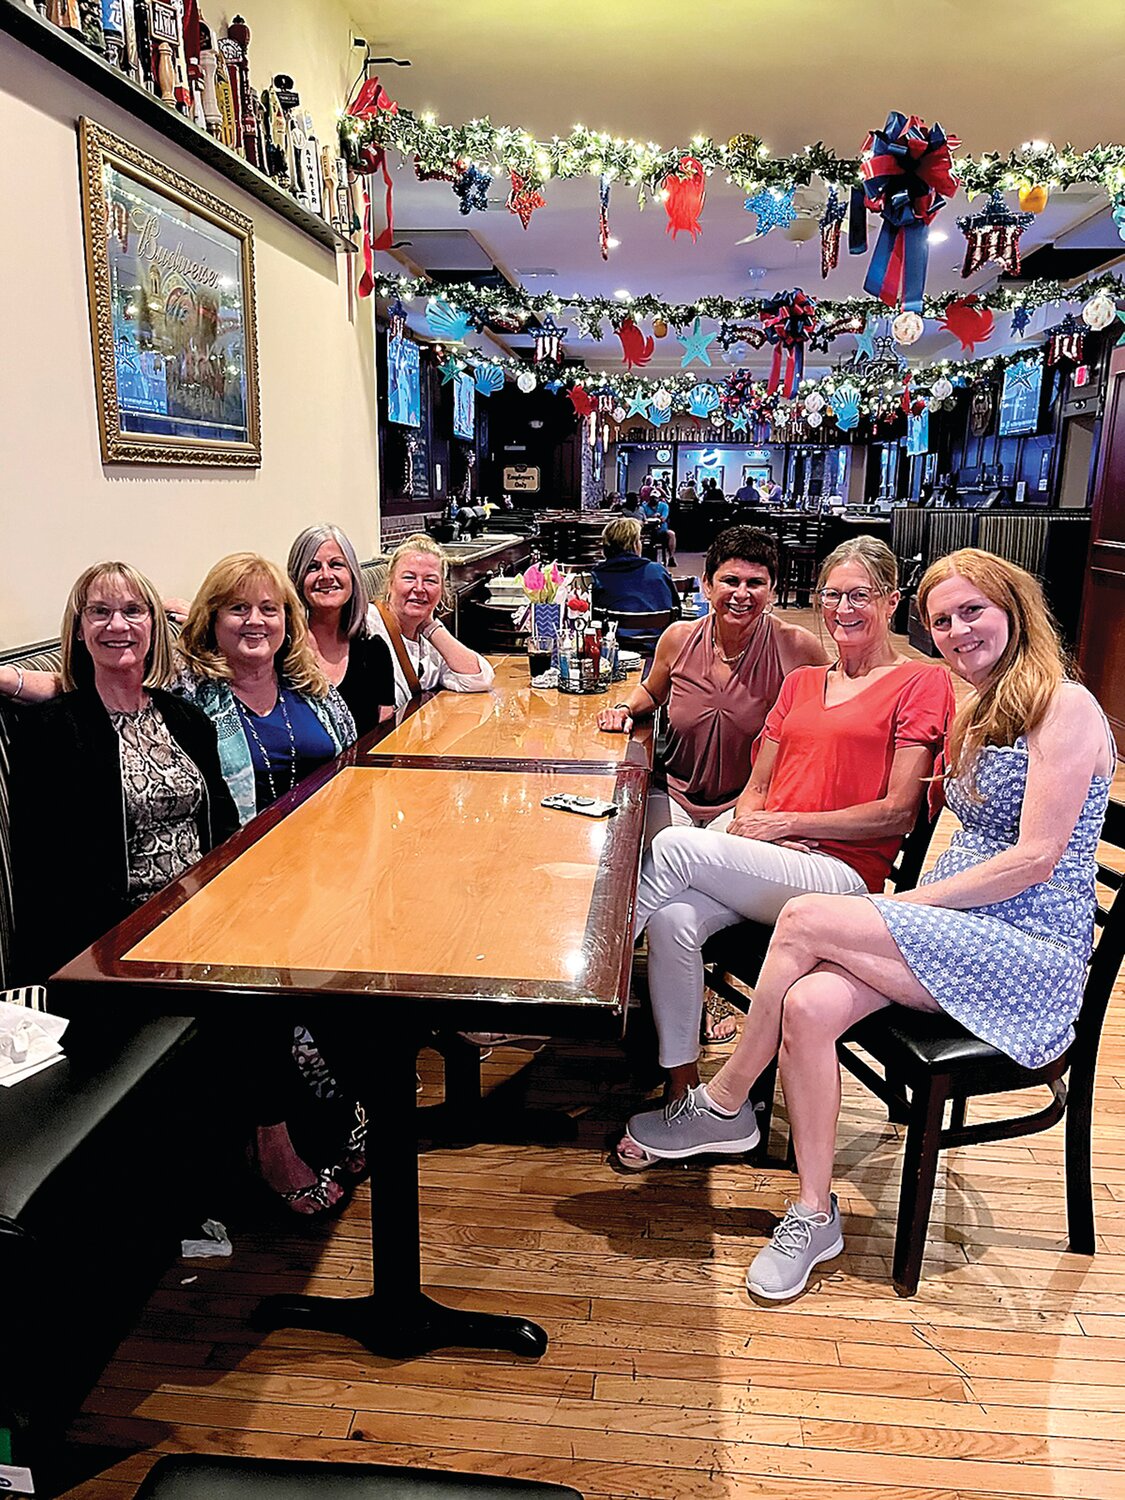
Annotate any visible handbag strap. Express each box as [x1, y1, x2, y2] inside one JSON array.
[[376, 601, 423, 699]]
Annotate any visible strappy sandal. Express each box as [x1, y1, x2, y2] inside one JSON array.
[[278, 1170, 348, 1218], [701, 989, 740, 1046], [332, 1102, 369, 1181], [612, 1131, 659, 1171]]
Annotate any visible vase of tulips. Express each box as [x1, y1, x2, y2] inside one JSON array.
[[518, 562, 564, 662]]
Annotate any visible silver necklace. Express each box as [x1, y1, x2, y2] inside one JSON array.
[[235, 686, 297, 803]]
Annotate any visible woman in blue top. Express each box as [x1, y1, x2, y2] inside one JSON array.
[[178, 553, 358, 1218], [591, 517, 680, 623]]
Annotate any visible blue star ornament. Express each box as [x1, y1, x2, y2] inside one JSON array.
[[1011, 305, 1032, 337], [626, 391, 652, 418], [678, 317, 717, 368], [438, 355, 460, 385], [854, 316, 877, 361], [728, 411, 750, 433], [744, 186, 796, 236]]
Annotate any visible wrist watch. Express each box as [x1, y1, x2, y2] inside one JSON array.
[[420, 621, 443, 641]]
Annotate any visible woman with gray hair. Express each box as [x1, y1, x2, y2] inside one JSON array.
[[287, 524, 396, 738]]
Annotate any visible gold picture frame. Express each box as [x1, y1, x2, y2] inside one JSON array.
[[78, 117, 262, 466]]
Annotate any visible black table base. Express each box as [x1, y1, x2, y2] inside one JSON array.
[[251, 1290, 547, 1360], [251, 1023, 549, 1360]]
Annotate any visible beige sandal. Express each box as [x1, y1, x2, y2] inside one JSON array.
[[701, 989, 740, 1046]]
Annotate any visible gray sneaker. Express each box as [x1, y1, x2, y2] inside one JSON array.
[[625, 1085, 760, 1162], [746, 1195, 844, 1301]]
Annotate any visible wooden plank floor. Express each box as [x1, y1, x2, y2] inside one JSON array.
[[55, 600, 1125, 1500]]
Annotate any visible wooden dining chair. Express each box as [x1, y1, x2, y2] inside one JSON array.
[[596, 607, 677, 656], [815, 797, 1125, 1296], [700, 802, 940, 1157]]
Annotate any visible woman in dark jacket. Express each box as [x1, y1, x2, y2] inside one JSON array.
[[11, 561, 239, 986], [592, 517, 680, 620]]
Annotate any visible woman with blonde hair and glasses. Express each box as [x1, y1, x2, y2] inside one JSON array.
[[625, 549, 1114, 1304], [616, 535, 953, 1165], [372, 533, 493, 710], [11, 561, 238, 985]]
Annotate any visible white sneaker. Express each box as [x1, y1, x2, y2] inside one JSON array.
[[746, 1195, 844, 1301]]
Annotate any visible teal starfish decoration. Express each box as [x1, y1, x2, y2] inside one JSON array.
[[626, 391, 652, 418], [729, 412, 750, 433], [679, 316, 717, 368], [438, 355, 460, 385], [854, 316, 877, 361]]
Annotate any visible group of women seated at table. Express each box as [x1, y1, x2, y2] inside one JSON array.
[[1, 523, 1115, 1304], [601, 530, 1113, 1303], [0, 526, 492, 1217]]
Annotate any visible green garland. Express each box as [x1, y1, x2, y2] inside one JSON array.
[[433, 341, 1052, 425], [342, 106, 1125, 201], [377, 270, 1125, 338]]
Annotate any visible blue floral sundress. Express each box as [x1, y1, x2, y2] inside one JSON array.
[[872, 715, 1114, 1070]]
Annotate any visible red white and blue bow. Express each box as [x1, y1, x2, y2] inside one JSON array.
[[850, 113, 960, 313], [760, 289, 819, 398]]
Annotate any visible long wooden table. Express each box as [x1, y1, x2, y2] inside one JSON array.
[[53, 665, 648, 1360]]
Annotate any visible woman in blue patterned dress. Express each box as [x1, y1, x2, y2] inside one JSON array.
[[625, 548, 1114, 1301]]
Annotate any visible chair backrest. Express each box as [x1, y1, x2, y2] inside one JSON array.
[[890, 800, 940, 893], [598, 607, 676, 658], [1069, 798, 1125, 1077], [0, 641, 66, 992]]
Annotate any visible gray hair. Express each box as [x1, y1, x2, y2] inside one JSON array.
[[287, 524, 369, 639]]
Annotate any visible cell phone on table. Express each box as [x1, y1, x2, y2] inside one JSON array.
[[541, 794, 618, 818]]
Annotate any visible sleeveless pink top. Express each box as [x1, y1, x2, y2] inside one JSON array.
[[662, 613, 785, 815]]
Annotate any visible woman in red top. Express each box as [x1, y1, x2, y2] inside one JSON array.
[[617, 536, 953, 1165]]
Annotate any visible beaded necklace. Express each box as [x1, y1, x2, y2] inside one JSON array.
[[234, 686, 297, 803]]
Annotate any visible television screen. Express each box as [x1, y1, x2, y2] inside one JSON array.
[[387, 334, 421, 427], [998, 358, 1042, 437], [453, 371, 475, 441]]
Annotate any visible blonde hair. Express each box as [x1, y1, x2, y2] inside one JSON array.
[[178, 552, 328, 696], [60, 561, 175, 692], [380, 533, 455, 614], [602, 517, 643, 557], [816, 535, 899, 596], [917, 548, 1067, 782]]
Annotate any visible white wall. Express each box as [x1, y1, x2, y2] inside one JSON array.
[[0, 4, 378, 649]]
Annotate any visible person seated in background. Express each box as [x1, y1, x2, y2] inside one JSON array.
[[10, 561, 239, 987], [287, 523, 395, 739], [622, 548, 1112, 1302], [592, 517, 680, 638], [699, 477, 727, 508], [678, 480, 698, 504], [617, 491, 642, 516], [639, 488, 678, 566], [759, 477, 783, 505], [372, 534, 494, 710], [734, 478, 761, 508], [614, 536, 954, 1155]]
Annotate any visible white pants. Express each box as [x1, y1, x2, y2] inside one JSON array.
[[644, 789, 734, 844], [635, 827, 868, 1069]]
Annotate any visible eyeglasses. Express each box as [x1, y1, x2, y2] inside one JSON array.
[[81, 603, 150, 624], [817, 587, 883, 610]]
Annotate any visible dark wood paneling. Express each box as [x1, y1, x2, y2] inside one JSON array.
[[1078, 346, 1125, 740]]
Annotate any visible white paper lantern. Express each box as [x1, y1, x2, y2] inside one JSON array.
[[1082, 292, 1117, 331], [892, 311, 925, 346], [723, 341, 749, 365], [516, 371, 537, 394], [709, 411, 725, 425], [652, 387, 673, 411], [804, 390, 825, 414], [932, 376, 953, 400], [612, 405, 627, 423], [806, 410, 824, 428]]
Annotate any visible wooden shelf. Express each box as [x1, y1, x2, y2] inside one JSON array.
[[1, 0, 354, 253]]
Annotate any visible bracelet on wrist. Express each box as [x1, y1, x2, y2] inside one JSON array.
[[613, 702, 632, 714], [8, 665, 25, 702]]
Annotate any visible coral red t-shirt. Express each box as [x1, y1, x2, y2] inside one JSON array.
[[760, 661, 954, 892]]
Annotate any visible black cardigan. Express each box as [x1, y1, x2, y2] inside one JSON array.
[[10, 684, 240, 986]]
